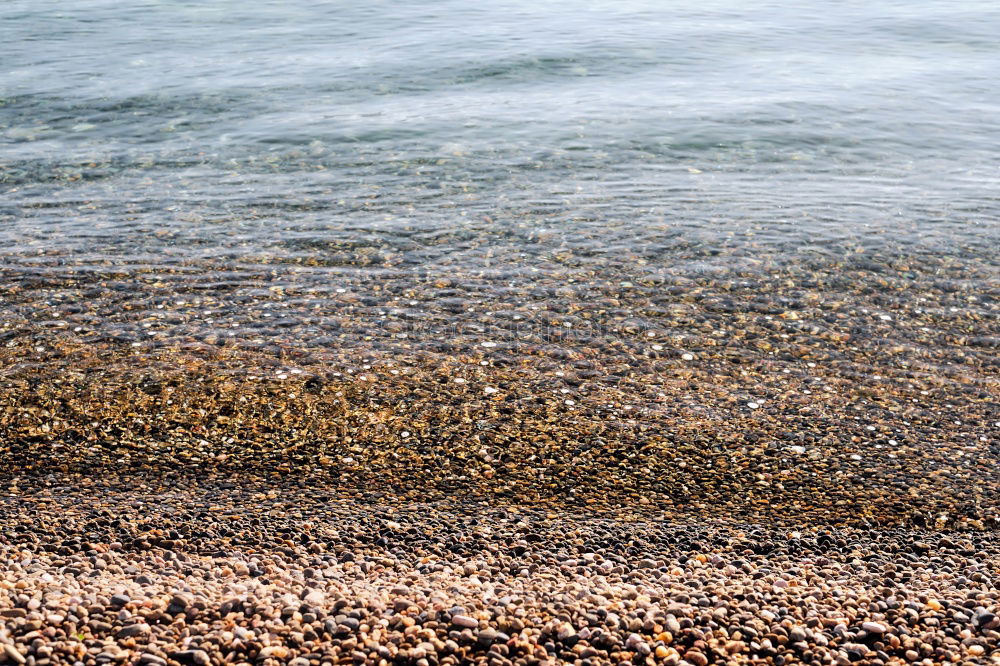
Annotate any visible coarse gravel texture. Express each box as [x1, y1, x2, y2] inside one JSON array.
[[2, 484, 1000, 666], [2, 250, 999, 665]]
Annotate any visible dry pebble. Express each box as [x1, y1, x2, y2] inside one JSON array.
[[452, 615, 479, 629], [1, 485, 999, 665]]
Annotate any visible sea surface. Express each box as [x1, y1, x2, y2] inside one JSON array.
[[2, 0, 998, 361]]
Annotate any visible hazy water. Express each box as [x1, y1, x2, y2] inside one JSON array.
[[2, 0, 999, 352]]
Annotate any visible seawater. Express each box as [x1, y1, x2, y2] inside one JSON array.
[[1, 0, 998, 353]]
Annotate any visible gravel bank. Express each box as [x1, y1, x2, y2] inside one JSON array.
[[2, 484, 1000, 666]]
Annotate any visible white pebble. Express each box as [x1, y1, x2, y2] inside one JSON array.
[[681, 353, 694, 361]]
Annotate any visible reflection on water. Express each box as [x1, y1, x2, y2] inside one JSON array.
[[2, 0, 999, 374]]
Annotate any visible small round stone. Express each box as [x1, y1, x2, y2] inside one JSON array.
[[451, 614, 478, 629]]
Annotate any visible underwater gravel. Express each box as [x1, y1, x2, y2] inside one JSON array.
[[2, 334, 997, 528]]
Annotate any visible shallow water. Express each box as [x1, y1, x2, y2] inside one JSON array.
[[2, 0, 999, 366]]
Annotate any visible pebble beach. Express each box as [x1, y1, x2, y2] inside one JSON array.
[[3, 1, 1000, 664], [2, 250, 998, 665]]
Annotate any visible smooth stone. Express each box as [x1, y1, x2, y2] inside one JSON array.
[[451, 614, 478, 629], [172, 650, 211, 666], [862, 622, 887, 634], [115, 623, 151, 638], [685, 650, 708, 666], [477, 629, 499, 646], [3, 645, 27, 665], [257, 646, 289, 660]]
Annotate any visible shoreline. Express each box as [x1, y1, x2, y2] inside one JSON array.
[[3, 336, 998, 530], [2, 256, 998, 663]]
